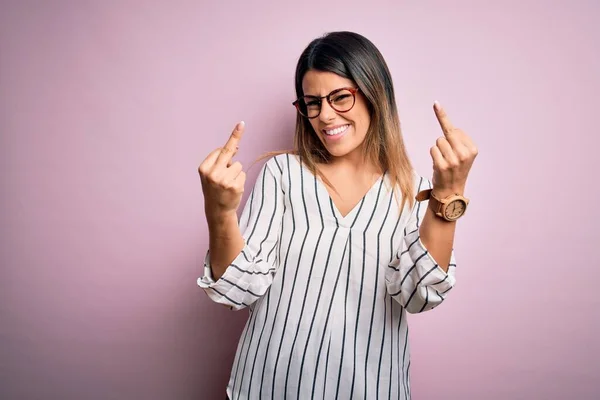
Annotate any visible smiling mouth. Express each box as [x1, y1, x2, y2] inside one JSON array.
[[323, 124, 350, 137]]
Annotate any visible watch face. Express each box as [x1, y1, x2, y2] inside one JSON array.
[[444, 199, 467, 221]]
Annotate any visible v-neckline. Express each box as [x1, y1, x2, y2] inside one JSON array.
[[297, 157, 385, 223]]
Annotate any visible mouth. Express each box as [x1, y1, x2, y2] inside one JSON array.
[[322, 124, 350, 141]]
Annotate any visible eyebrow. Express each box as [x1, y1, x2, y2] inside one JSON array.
[[302, 87, 347, 97]]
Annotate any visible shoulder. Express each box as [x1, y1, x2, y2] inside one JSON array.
[[262, 153, 296, 174], [257, 153, 303, 182]]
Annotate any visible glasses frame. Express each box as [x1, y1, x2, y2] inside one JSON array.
[[292, 87, 360, 119]]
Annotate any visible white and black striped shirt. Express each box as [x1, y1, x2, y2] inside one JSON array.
[[198, 154, 457, 400]]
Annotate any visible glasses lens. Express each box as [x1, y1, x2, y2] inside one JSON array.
[[294, 89, 356, 118], [297, 97, 321, 118], [329, 89, 355, 112]]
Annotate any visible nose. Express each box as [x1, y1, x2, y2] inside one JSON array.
[[318, 99, 336, 123]]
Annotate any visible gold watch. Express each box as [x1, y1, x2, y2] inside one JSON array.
[[415, 189, 469, 221]]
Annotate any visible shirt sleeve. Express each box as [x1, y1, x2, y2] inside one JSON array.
[[197, 157, 284, 311], [385, 174, 457, 314]]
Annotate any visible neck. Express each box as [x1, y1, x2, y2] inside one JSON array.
[[328, 146, 381, 177]]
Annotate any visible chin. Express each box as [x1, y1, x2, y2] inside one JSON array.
[[322, 142, 360, 158]]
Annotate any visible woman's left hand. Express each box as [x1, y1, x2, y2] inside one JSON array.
[[429, 101, 478, 198]]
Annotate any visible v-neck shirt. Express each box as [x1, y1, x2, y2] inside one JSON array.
[[198, 154, 457, 400], [310, 164, 384, 220]]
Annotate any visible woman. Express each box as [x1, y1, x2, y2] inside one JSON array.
[[197, 31, 477, 400]]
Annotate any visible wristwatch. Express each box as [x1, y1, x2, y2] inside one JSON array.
[[415, 189, 469, 222]]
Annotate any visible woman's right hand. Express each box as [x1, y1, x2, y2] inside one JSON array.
[[198, 122, 247, 220]]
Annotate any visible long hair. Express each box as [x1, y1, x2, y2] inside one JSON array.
[[263, 31, 415, 210]]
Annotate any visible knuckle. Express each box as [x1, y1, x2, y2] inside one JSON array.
[[217, 178, 231, 188], [220, 181, 233, 191], [199, 160, 213, 174], [436, 137, 445, 146], [205, 173, 217, 184], [438, 163, 450, 172], [456, 151, 469, 162], [209, 173, 224, 186], [200, 162, 215, 173], [220, 147, 232, 155]]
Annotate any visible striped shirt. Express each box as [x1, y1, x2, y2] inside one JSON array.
[[198, 154, 457, 400]]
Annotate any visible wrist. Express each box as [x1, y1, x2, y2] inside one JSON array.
[[432, 186, 465, 199]]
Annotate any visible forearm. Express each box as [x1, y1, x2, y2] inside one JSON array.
[[419, 207, 456, 273], [419, 100, 476, 271], [207, 211, 245, 280]]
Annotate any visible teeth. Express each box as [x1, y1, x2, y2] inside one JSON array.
[[324, 125, 349, 136]]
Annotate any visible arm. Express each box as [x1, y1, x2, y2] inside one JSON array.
[[198, 159, 284, 310], [385, 101, 478, 313], [421, 101, 477, 272], [206, 210, 244, 281], [385, 176, 457, 314]]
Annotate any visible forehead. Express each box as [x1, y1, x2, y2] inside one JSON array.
[[301, 70, 355, 96]]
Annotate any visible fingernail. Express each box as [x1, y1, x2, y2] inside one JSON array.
[[239, 121, 245, 128]]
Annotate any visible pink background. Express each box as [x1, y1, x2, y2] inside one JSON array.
[[1, 1, 598, 399]]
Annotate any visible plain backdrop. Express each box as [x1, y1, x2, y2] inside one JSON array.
[[1, 0, 599, 399]]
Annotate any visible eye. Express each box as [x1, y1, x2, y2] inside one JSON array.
[[305, 99, 321, 110], [332, 94, 351, 102]]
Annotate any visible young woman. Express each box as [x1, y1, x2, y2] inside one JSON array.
[[197, 31, 477, 400]]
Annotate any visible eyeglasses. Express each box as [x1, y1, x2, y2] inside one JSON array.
[[292, 87, 359, 119]]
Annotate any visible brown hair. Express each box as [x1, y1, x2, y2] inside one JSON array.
[[260, 31, 415, 209]]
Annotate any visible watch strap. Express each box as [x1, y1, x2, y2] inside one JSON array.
[[415, 189, 432, 202], [415, 188, 443, 217]]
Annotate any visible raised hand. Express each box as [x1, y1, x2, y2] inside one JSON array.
[[430, 102, 478, 197], [198, 122, 247, 218]]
